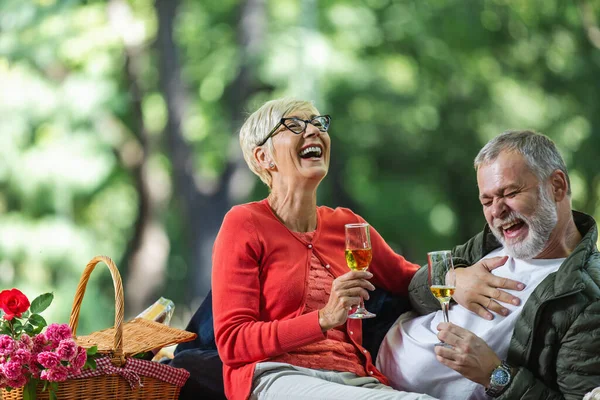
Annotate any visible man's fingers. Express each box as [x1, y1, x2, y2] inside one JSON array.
[[488, 287, 521, 307], [482, 256, 508, 271], [466, 302, 494, 320], [436, 327, 464, 347], [487, 274, 525, 292], [485, 299, 510, 316], [434, 344, 458, 362]]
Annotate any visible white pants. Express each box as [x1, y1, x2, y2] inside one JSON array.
[[251, 362, 437, 400]]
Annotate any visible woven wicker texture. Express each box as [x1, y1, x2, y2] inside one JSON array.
[[1, 375, 181, 400], [1, 255, 196, 400]]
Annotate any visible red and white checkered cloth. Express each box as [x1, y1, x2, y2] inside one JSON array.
[[69, 356, 190, 389]]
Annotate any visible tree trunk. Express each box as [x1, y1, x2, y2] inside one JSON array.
[[154, 0, 266, 300], [108, 0, 170, 316]]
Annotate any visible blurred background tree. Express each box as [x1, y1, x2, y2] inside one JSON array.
[[0, 0, 598, 333]]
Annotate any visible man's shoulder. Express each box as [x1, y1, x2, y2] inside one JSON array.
[[583, 251, 600, 291]]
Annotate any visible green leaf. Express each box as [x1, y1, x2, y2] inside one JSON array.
[[22, 310, 31, 318], [50, 390, 58, 400], [86, 345, 98, 355], [30, 293, 54, 314], [23, 380, 37, 400], [32, 324, 45, 335], [29, 314, 47, 328], [23, 324, 34, 334], [84, 357, 97, 370]]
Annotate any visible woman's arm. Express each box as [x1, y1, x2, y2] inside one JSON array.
[[211, 208, 324, 368]]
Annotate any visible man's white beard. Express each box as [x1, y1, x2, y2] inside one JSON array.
[[490, 185, 558, 259]]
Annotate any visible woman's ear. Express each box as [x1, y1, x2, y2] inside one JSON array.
[[254, 146, 274, 170], [549, 170, 568, 201]]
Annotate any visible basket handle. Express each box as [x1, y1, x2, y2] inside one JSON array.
[[69, 255, 125, 366]]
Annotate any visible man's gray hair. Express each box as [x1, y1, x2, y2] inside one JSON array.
[[474, 130, 571, 195]]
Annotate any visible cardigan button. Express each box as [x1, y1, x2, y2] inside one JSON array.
[[350, 331, 354, 335], [369, 370, 374, 375], [307, 244, 313, 249], [363, 349, 367, 354], [325, 264, 330, 269]]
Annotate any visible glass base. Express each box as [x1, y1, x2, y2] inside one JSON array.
[[348, 308, 376, 319]]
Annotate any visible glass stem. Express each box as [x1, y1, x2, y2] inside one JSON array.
[[441, 301, 450, 323]]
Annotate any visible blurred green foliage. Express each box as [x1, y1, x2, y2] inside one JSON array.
[[0, 0, 599, 333]]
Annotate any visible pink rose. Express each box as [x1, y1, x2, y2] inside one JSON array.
[[40, 365, 68, 382], [0, 289, 30, 321], [57, 339, 78, 361], [44, 324, 72, 344], [6, 375, 27, 388], [70, 346, 87, 370], [19, 334, 33, 350], [11, 349, 31, 365], [2, 360, 23, 380], [0, 335, 15, 356], [37, 351, 61, 369], [32, 333, 47, 353], [28, 362, 41, 379]]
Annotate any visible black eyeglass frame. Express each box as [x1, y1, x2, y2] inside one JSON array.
[[257, 115, 331, 147]]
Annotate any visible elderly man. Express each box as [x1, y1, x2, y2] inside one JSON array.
[[377, 130, 600, 399]]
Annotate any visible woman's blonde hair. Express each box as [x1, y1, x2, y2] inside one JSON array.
[[239, 98, 319, 188]]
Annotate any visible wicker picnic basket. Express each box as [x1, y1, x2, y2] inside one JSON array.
[[1, 255, 196, 400]]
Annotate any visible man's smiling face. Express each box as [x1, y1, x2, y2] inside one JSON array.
[[477, 151, 558, 259]]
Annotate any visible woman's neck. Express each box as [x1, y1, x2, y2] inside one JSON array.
[[267, 188, 318, 233]]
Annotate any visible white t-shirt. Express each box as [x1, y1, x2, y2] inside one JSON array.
[[376, 248, 564, 400]]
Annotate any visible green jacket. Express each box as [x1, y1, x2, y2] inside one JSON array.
[[408, 211, 600, 400]]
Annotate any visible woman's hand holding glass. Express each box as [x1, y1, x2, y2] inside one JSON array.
[[318, 271, 375, 332]]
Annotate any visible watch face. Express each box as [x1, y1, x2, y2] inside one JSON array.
[[491, 368, 510, 386]]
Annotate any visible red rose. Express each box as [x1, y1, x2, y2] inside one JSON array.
[[0, 288, 30, 321]]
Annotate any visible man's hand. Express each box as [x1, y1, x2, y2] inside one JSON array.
[[318, 271, 375, 331], [453, 256, 525, 320], [434, 322, 501, 386]]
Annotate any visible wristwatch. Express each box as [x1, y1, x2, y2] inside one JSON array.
[[485, 361, 513, 397]]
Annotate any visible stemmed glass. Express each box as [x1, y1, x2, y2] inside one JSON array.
[[428, 250, 456, 346], [345, 223, 376, 319]]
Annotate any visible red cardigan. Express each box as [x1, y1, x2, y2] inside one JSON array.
[[211, 199, 419, 400]]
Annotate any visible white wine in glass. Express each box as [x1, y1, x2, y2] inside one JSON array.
[[345, 223, 376, 319], [428, 250, 456, 346]]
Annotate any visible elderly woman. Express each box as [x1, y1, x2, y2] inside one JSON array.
[[211, 98, 436, 400]]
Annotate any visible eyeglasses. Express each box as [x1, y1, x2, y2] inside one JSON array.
[[257, 115, 331, 147]]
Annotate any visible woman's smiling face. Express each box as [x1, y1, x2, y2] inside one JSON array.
[[269, 108, 331, 187]]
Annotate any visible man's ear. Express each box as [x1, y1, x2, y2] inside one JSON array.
[[254, 146, 273, 170], [549, 169, 568, 201]]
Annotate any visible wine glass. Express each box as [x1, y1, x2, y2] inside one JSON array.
[[345, 223, 376, 319], [428, 250, 456, 346]]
